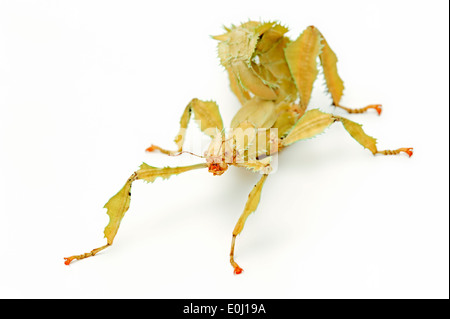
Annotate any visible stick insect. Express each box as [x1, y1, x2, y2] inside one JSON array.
[[65, 21, 413, 274]]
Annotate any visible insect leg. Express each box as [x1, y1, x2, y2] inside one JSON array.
[[229, 174, 268, 274], [145, 104, 191, 156], [318, 31, 382, 115], [335, 116, 413, 157], [280, 110, 413, 157], [333, 104, 383, 115], [284, 26, 322, 111], [281, 109, 336, 147], [64, 162, 208, 265], [146, 98, 224, 155]]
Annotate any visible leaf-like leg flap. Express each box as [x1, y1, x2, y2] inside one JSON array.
[[235, 157, 273, 175], [318, 33, 345, 106], [284, 26, 322, 110], [318, 32, 381, 115], [336, 116, 378, 154], [146, 99, 224, 155], [336, 116, 413, 156], [281, 109, 335, 147], [103, 173, 136, 245], [230, 174, 268, 274], [64, 162, 207, 265]]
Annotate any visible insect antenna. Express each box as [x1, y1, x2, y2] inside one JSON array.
[[169, 150, 205, 159]]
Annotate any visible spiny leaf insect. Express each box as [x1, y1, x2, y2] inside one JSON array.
[[65, 21, 413, 274]]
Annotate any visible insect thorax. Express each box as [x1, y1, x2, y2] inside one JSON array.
[[204, 128, 278, 176]]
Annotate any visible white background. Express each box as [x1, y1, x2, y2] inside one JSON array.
[[0, 0, 448, 299]]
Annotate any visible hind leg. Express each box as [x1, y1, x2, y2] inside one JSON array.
[[318, 30, 382, 115], [335, 115, 413, 157], [281, 109, 413, 157]]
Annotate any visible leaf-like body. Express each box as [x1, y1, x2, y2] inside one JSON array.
[[282, 109, 334, 146], [216, 23, 260, 67], [215, 21, 281, 100]]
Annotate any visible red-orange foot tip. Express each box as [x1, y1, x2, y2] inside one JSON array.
[[233, 266, 244, 275], [145, 145, 156, 152], [64, 257, 74, 265], [372, 104, 382, 116], [404, 148, 414, 157]]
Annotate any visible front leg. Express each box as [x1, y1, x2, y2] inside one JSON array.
[[146, 98, 224, 155], [230, 174, 268, 274]]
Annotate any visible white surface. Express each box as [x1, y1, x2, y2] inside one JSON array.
[[0, 0, 448, 299]]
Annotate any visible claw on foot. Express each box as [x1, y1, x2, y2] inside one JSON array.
[[233, 266, 244, 275], [145, 144, 178, 156], [64, 257, 74, 265], [369, 104, 382, 116], [64, 244, 110, 266], [402, 147, 414, 157]]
